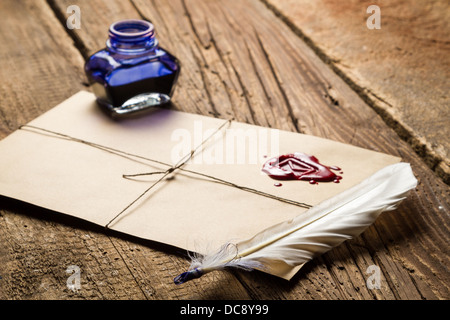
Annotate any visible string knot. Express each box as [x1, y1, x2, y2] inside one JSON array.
[[19, 119, 312, 232], [167, 167, 175, 174]]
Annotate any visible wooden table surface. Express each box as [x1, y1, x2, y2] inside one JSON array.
[[0, 0, 448, 300]]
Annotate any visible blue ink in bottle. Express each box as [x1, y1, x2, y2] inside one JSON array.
[[85, 19, 180, 118]]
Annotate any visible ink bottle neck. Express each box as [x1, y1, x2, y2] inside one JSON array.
[[106, 19, 158, 54]]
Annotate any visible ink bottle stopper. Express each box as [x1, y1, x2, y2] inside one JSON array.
[[84, 19, 180, 118]]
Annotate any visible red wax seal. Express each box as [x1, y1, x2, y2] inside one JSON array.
[[262, 152, 342, 184]]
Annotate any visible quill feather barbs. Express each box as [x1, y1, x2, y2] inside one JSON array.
[[174, 163, 417, 284]]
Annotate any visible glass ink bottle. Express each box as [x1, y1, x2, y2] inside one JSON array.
[[85, 19, 180, 118]]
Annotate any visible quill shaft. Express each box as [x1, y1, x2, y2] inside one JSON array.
[[236, 183, 388, 260], [174, 162, 417, 284]]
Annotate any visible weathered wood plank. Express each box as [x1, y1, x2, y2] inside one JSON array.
[[0, 0, 85, 137], [129, 0, 449, 300], [0, 0, 448, 300], [53, 0, 449, 299], [0, 0, 150, 300], [47, 0, 142, 59], [0, 0, 88, 299], [0, 0, 251, 300], [263, 0, 450, 184]]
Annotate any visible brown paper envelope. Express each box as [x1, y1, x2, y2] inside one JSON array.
[[0, 91, 400, 279]]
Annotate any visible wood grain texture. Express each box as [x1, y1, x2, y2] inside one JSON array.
[[263, 0, 450, 184], [0, 0, 85, 138], [0, 0, 448, 300], [0, 0, 251, 300]]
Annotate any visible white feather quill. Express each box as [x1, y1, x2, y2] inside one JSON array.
[[174, 162, 417, 284]]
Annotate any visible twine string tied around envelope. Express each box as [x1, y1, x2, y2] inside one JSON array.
[[19, 120, 312, 229]]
